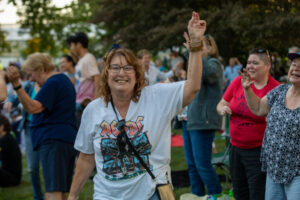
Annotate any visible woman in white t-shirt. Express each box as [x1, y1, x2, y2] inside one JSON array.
[[68, 12, 206, 200]]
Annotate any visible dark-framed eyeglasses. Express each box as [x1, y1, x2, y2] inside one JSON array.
[[109, 64, 135, 73]]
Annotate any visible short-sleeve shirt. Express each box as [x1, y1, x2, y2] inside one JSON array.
[[223, 75, 279, 149], [30, 74, 77, 149], [76, 52, 100, 103], [74, 81, 184, 200], [261, 84, 300, 184], [76, 52, 99, 83], [223, 65, 242, 83]]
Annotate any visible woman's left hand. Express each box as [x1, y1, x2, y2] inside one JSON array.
[[240, 68, 254, 90], [187, 11, 206, 42]]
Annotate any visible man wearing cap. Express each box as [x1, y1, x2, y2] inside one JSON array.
[[241, 51, 300, 200], [67, 32, 100, 124]]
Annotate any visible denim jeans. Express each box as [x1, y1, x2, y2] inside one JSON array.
[[229, 145, 266, 200], [182, 121, 222, 196], [265, 174, 300, 200], [24, 125, 44, 200], [149, 191, 160, 200]]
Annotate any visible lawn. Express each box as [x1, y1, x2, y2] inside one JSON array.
[[0, 130, 232, 200]]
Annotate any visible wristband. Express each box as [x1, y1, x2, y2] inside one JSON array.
[[189, 40, 203, 52], [13, 85, 22, 91]]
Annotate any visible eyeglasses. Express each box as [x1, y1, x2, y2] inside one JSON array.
[[109, 64, 135, 73]]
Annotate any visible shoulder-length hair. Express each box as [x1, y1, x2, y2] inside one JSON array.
[[98, 48, 147, 106], [22, 52, 55, 72]]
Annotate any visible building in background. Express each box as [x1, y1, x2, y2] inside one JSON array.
[[0, 24, 30, 67]]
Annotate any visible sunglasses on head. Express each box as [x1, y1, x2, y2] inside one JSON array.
[[252, 48, 272, 64]]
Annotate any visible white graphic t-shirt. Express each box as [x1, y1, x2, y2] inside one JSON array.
[[74, 81, 184, 200]]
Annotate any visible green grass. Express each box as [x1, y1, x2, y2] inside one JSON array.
[[0, 130, 232, 200]]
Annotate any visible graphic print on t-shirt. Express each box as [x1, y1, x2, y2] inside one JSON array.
[[99, 116, 152, 181]]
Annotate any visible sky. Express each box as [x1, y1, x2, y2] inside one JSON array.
[[0, 0, 73, 24]]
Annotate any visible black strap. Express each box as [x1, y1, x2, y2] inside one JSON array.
[[111, 97, 156, 180]]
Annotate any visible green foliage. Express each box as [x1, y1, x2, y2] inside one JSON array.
[[89, 0, 300, 62], [0, 29, 11, 53], [7, 0, 97, 57]]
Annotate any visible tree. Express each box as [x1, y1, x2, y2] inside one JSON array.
[[88, 0, 300, 63], [0, 7, 11, 53], [0, 28, 11, 54], [8, 0, 96, 57]]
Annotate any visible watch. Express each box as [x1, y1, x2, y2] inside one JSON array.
[[13, 85, 22, 91]]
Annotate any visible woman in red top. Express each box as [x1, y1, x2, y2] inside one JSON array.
[[217, 48, 279, 200]]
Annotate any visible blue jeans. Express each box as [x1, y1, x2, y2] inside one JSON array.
[[265, 174, 300, 200], [182, 122, 222, 196], [149, 191, 160, 200], [24, 125, 44, 200]]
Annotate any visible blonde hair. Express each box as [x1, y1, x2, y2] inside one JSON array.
[[203, 35, 219, 58], [98, 48, 147, 106], [137, 49, 150, 59], [22, 52, 55, 72]]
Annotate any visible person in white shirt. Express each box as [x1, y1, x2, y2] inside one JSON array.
[[137, 49, 178, 85], [67, 11, 207, 200]]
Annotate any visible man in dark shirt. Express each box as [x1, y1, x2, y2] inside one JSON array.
[[0, 114, 22, 187]]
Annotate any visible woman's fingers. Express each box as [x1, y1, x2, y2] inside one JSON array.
[[221, 106, 232, 116]]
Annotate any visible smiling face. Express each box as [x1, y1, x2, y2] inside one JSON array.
[[288, 58, 300, 85], [246, 54, 270, 81], [108, 54, 136, 97]]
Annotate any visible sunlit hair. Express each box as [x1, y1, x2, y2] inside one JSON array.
[[22, 52, 55, 72], [203, 35, 219, 58], [137, 49, 150, 59], [98, 48, 147, 106]]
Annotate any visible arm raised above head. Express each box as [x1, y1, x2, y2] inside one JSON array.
[[183, 11, 206, 107]]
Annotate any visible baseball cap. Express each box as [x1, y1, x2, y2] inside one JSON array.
[[287, 52, 300, 61]]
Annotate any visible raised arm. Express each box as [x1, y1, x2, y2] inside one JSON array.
[[68, 152, 96, 200], [182, 11, 206, 107], [241, 69, 270, 116], [6, 66, 45, 114], [0, 70, 7, 103]]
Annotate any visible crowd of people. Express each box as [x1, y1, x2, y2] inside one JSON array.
[[0, 11, 299, 200]]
